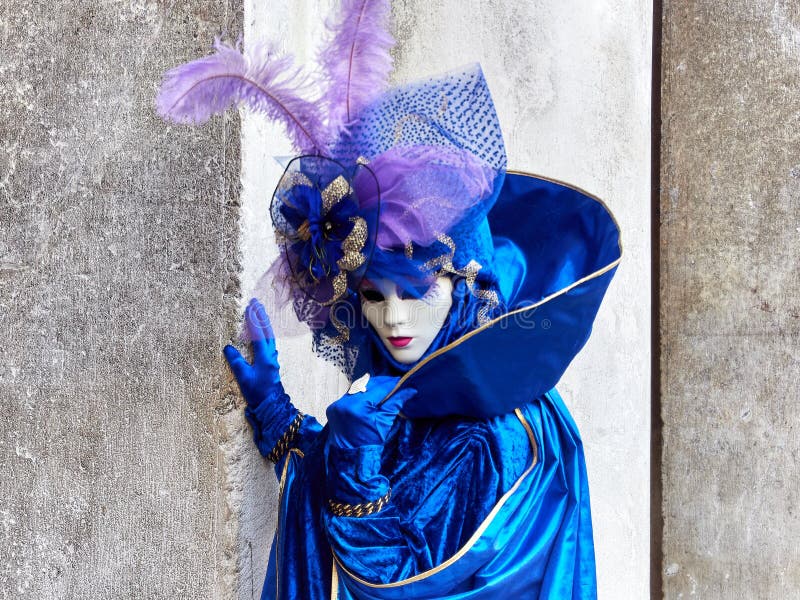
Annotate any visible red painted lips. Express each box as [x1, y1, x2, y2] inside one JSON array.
[[387, 336, 413, 348]]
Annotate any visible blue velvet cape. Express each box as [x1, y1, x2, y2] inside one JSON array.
[[254, 173, 621, 599]]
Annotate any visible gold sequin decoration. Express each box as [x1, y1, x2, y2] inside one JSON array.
[[277, 172, 314, 201], [337, 251, 366, 272], [459, 259, 482, 290], [475, 289, 500, 324], [322, 175, 351, 214], [337, 216, 367, 272], [422, 234, 472, 278], [422, 234, 497, 324], [323, 271, 348, 307], [356, 156, 370, 166], [328, 301, 351, 344]]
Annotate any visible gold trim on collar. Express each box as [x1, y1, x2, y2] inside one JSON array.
[[380, 169, 623, 408], [332, 407, 539, 588]]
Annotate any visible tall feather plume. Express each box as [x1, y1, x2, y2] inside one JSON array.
[[157, 39, 326, 154], [319, 0, 395, 137]]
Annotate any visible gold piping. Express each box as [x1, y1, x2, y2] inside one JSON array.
[[332, 408, 539, 588], [276, 448, 304, 600], [514, 407, 539, 467], [378, 169, 623, 407], [330, 559, 339, 599]]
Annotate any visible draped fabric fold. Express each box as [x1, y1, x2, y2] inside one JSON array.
[[262, 392, 596, 599]]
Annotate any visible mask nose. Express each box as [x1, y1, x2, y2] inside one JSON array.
[[382, 292, 410, 329]]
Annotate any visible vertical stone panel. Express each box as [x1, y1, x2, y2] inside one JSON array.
[[661, 2, 800, 596], [242, 1, 652, 598], [1, 1, 242, 598]]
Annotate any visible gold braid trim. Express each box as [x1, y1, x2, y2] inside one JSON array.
[[328, 489, 391, 517], [266, 412, 305, 464]]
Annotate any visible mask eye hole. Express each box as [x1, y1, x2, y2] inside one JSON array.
[[359, 288, 384, 303]]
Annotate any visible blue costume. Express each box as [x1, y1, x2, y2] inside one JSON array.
[[158, 3, 621, 596], [237, 171, 620, 599]]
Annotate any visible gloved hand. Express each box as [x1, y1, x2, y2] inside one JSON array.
[[224, 299, 297, 459], [326, 375, 417, 449], [223, 298, 282, 408]]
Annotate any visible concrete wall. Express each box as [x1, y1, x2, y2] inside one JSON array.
[[0, 1, 243, 597], [241, 2, 652, 598], [660, 2, 800, 597]]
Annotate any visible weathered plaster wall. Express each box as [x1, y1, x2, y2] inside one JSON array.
[[1, 1, 243, 597], [660, 2, 800, 597], [241, 2, 652, 599]]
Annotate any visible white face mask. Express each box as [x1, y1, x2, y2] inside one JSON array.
[[359, 276, 454, 364]]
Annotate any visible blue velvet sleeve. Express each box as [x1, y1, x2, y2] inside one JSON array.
[[323, 414, 531, 584], [243, 383, 323, 466]]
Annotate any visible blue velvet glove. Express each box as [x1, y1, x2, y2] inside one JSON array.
[[325, 377, 416, 507], [223, 298, 281, 403], [224, 299, 297, 457], [326, 376, 417, 449]]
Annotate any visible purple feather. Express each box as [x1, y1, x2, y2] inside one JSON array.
[[319, 0, 395, 136], [156, 39, 326, 154]]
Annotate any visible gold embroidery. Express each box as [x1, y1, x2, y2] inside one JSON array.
[[423, 235, 496, 324], [336, 217, 367, 272], [475, 289, 499, 324], [308, 216, 368, 308], [322, 175, 351, 214], [323, 271, 348, 308], [328, 300, 351, 344], [277, 171, 313, 197], [460, 260, 482, 289]]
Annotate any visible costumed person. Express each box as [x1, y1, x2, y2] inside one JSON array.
[[156, 2, 621, 598]]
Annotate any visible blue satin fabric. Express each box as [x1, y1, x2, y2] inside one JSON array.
[[262, 390, 596, 599]]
